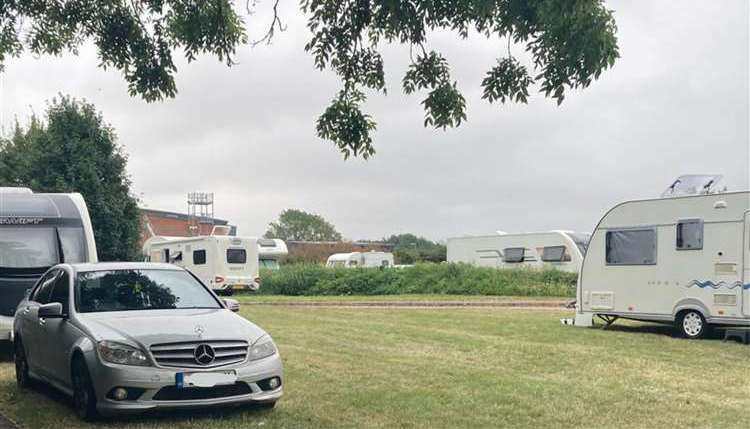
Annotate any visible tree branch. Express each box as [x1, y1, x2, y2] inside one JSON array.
[[251, 0, 286, 47]]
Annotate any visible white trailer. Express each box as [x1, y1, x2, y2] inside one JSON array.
[[575, 175, 750, 338], [258, 238, 288, 270], [326, 251, 395, 268], [0, 188, 98, 340], [143, 235, 260, 294], [446, 231, 590, 273]]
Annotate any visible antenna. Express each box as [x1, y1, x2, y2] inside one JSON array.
[[187, 192, 214, 236]]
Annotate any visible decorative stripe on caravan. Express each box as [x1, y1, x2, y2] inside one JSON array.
[[685, 280, 750, 290]]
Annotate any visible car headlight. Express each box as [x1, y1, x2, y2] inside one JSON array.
[[97, 341, 151, 366], [248, 335, 277, 361]]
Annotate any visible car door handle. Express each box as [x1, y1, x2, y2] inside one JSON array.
[[38, 318, 46, 326], [23, 306, 30, 315]]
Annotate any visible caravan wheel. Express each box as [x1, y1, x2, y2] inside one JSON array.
[[678, 310, 706, 339]]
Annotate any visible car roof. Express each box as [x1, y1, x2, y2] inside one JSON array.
[[65, 262, 184, 273]]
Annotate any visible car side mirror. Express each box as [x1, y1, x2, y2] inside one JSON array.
[[24, 288, 32, 299], [223, 298, 240, 312], [38, 302, 65, 319]]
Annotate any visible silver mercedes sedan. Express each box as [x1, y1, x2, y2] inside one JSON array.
[[13, 262, 283, 420]]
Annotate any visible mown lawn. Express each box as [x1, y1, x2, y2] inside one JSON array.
[[236, 294, 569, 303], [0, 302, 748, 428]]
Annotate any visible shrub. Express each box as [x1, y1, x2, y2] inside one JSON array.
[[258, 263, 576, 297]]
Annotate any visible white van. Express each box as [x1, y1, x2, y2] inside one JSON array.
[[143, 235, 260, 294], [326, 251, 395, 268], [0, 188, 98, 340], [447, 231, 589, 273], [258, 238, 288, 270], [575, 175, 750, 338]]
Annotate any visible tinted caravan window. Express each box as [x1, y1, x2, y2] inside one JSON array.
[[503, 248, 525, 263], [193, 250, 207, 265], [542, 246, 566, 262], [226, 249, 247, 264], [676, 219, 703, 250], [606, 229, 657, 265]]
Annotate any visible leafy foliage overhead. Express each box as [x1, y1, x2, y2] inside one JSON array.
[[0, 96, 141, 261], [0, 1, 618, 159], [265, 209, 343, 242], [0, 0, 247, 101]]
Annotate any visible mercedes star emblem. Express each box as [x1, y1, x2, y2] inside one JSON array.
[[194, 325, 205, 337], [194, 344, 216, 365]]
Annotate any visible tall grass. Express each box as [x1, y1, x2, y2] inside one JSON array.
[[257, 263, 577, 297]]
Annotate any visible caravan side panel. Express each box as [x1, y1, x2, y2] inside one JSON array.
[[578, 192, 750, 325]]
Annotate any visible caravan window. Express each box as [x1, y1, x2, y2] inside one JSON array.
[[260, 259, 279, 269], [676, 219, 703, 250], [541, 246, 566, 262], [57, 228, 87, 263], [193, 250, 207, 265], [226, 249, 247, 264], [0, 227, 58, 268], [503, 248, 525, 263], [605, 228, 657, 265]]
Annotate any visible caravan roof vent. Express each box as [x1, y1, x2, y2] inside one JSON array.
[[661, 175, 726, 198]]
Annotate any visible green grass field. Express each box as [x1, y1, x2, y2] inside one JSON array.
[[0, 300, 748, 428], [237, 294, 569, 303]]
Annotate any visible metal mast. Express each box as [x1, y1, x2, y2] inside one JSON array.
[[187, 192, 214, 236]]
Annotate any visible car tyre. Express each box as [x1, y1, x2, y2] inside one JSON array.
[[14, 339, 31, 388], [677, 310, 706, 339], [72, 357, 99, 421]]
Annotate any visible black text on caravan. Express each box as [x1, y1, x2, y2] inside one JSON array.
[[0, 217, 44, 225]]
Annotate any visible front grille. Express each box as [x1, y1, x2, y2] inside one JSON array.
[[153, 382, 252, 401], [150, 340, 248, 369]]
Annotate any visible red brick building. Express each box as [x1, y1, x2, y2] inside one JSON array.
[[139, 208, 236, 249]]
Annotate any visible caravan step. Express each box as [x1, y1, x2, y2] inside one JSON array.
[[721, 327, 750, 344]]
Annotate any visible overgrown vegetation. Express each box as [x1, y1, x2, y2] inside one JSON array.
[[258, 264, 576, 297], [264, 208, 342, 242], [0, 96, 140, 261], [384, 233, 446, 264]]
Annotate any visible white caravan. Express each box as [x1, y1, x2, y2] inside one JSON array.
[[446, 231, 590, 273], [258, 238, 288, 270], [0, 188, 98, 340], [143, 235, 260, 294], [326, 251, 395, 268], [575, 175, 750, 338]]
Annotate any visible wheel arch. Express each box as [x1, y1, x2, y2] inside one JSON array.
[[673, 299, 710, 322]]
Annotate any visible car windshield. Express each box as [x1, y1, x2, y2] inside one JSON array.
[[76, 269, 221, 313], [0, 227, 58, 269]]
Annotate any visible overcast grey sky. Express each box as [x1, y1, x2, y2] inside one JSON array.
[[1, 1, 748, 241]]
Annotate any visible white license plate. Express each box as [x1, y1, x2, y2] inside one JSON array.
[[177, 371, 237, 388]]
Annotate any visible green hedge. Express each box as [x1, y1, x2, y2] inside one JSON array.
[[257, 263, 577, 297]]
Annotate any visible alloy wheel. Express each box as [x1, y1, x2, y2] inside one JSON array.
[[681, 311, 705, 338]]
